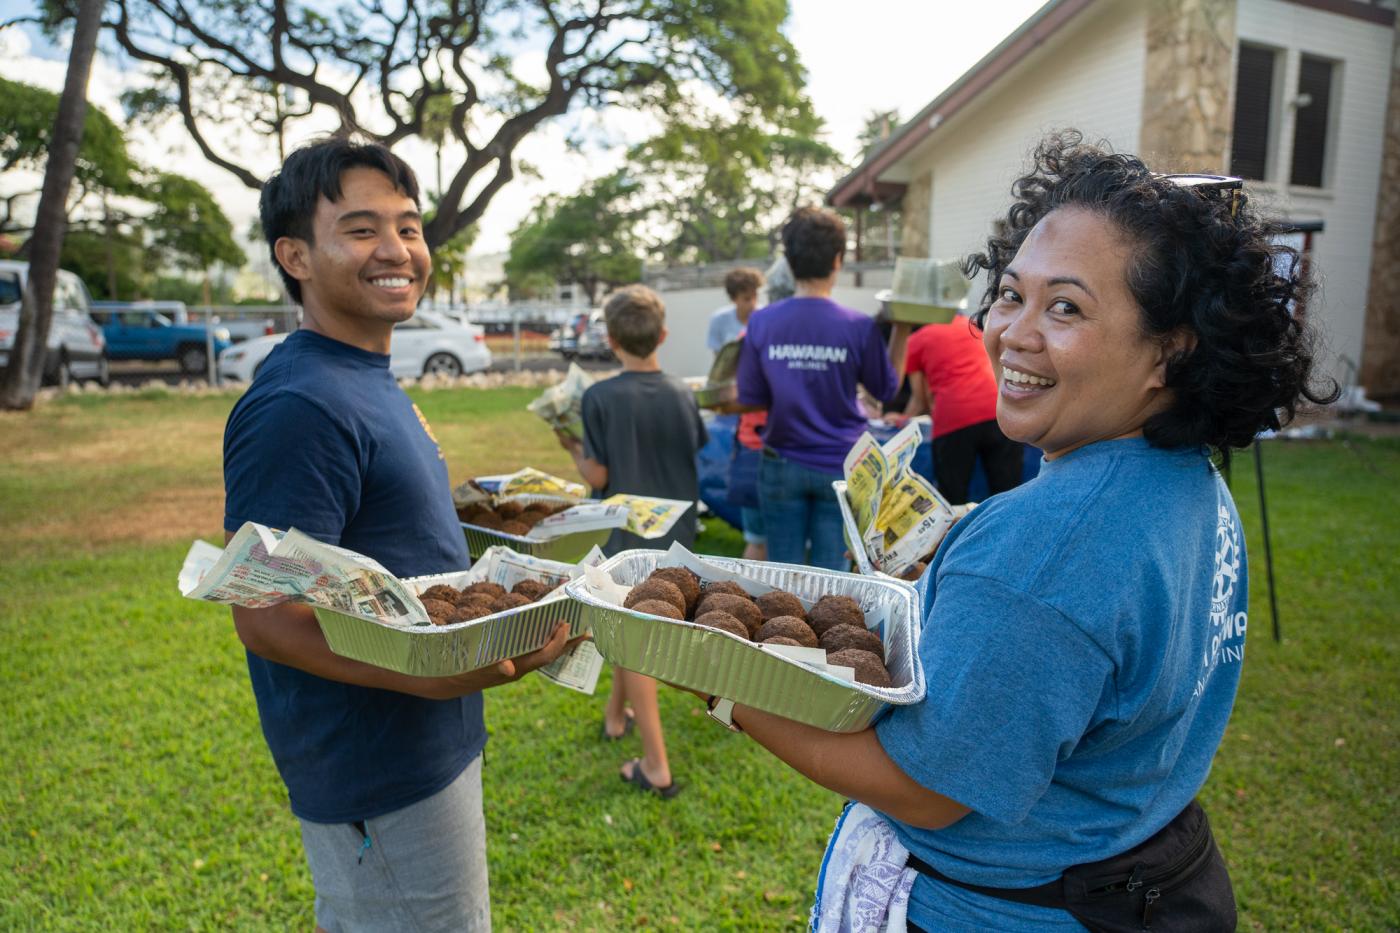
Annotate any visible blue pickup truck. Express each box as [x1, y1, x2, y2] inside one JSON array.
[[89, 303, 231, 374]]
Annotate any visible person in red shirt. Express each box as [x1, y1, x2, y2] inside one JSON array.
[[890, 313, 1023, 503]]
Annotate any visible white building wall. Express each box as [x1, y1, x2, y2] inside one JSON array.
[[1234, 0, 1392, 381], [913, 1, 1148, 274]]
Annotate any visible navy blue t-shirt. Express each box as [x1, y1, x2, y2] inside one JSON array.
[[223, 329, 481, 823]]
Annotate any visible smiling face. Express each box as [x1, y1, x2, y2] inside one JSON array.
[[275, 166, 430, 348], [982, 206, 1180, 460]]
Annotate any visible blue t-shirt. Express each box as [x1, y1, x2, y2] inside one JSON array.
[[223, 329, 481, 824], [875, 438, 1248, 931], [735, 297, 897, 475], [707, 304, 744, 352]]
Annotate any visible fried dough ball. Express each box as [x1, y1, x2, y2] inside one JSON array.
[[755, 590, 806, 622], [828, 648, 892, 689], [517, 509, 550, 528], [761, 636, 804, 647], [623, 578, 687, 618], [449, 602, 493, 624], [421, 597, 457, 624], [496, 500, 526, 520], [458, 504, 493, 522], [755, 615, 819, 648], [630, 598, 684, 621], [511, 579, 553, 601], [500, 520, 532, 536], [419, 584, 462, 604], [469, 510, 504, 530], [490, 592, 532, 613], [702, 580, 752, 601], [462, 581, 507, 600], [693, 610, 750, 639], [649, 567, 702, 615], [808, 595, 865, 637], [694, 593, 763, 636], [819, 623, 884, 658], [455, 595, 497, 617]]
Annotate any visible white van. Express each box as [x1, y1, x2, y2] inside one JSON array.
[[0, 260, 109, 386]]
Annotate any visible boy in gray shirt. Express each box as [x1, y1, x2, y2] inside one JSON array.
[[557, 284, 706, 798]]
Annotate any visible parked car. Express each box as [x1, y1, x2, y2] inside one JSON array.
[[218, 309, 493, 382], [0, 260, 109, 387], [89, 302, 231, 375], [548, 309, 614, 362]]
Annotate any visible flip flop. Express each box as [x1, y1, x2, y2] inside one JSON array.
[[620, 758, 682, 800], [600, 710, 635, 741]]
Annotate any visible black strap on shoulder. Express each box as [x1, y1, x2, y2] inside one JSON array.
[[904, 852, 1067, 908]]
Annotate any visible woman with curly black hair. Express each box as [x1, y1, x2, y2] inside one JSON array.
[[695, 133, 1337, 932]]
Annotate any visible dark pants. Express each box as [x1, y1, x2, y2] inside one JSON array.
[[931, 419, 1023, 504]]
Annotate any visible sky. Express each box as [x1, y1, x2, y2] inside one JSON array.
[[0, 0, 1047, 257]]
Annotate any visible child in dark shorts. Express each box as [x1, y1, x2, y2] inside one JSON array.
[[557, 285, 706, 797]]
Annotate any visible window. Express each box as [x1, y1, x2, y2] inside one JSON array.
[[1289, 55, 1335, 188], [0, 273, 20, 307], [1230, 45, 1277, 181]]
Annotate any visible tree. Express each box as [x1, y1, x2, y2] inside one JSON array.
[[627, 112, 843, 262], [504, 171, 642, 304], [24, 0, 810, 251], [2, 79, 249, 299], [856, 108, 900, 157], [0, 0, 102, 410]]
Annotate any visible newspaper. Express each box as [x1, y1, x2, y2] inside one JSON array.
[[179, 522, 430, 622], [495, 467, 589, 500], [527, 363, 594, 441], [179, 527, 605, 692], [842, 424, 956, 578], [600, 494, 694, 540]]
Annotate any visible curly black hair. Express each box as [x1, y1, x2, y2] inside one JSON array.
[[964, 131, 1338, 461]]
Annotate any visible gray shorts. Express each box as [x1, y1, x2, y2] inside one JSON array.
[[299, 756, 491, 932]]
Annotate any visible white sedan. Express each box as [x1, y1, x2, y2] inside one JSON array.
[[218, 309, 493, 383]]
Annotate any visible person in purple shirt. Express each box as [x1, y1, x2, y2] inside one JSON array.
[[735, 207, 907, 569]]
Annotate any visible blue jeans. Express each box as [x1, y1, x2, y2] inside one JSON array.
[[758, 449, 849, 570]]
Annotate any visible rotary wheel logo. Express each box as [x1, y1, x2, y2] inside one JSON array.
[[1211, 505, 1241, 620]]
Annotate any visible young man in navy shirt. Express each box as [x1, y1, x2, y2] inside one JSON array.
[[223, 138, 573, 931]]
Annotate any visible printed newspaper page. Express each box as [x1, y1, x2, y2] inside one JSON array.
[[179, 522, 429, 623], [841, 426, 955, 578], [600, 494, 694, 540]]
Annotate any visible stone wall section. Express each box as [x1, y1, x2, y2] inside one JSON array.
[[1361, 20, 1400, 402], [1139, 0, 1237, 173], [900, 171, 932, 260]]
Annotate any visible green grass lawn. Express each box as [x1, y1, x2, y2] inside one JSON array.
[[0, 389, 1395, 930]]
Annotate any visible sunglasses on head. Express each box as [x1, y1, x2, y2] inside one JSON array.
[[1154, 172, 1246, 218]]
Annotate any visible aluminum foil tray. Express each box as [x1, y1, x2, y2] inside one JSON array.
[[889, 301, 958, 326], [461, 494, 611, 562], [315, 568, 585, 678], [565, 550, 923, 732], [832, 480, 889, 578]]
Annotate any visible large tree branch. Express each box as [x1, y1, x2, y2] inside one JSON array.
[[106, 6, 265, 189]]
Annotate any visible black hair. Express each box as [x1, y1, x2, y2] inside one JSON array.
[[259, 136, 422, 304], [781, 207, 847, 281], [964, 131, 1338, 462]]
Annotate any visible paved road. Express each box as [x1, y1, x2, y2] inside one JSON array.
[[108, 354, 616, 387]]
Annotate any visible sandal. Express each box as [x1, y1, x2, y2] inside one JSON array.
[[620, 758, 682, 799], [600, 710, 635, 741]]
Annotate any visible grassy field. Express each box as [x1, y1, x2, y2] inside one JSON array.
[[0, 388, 1395, 930]]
